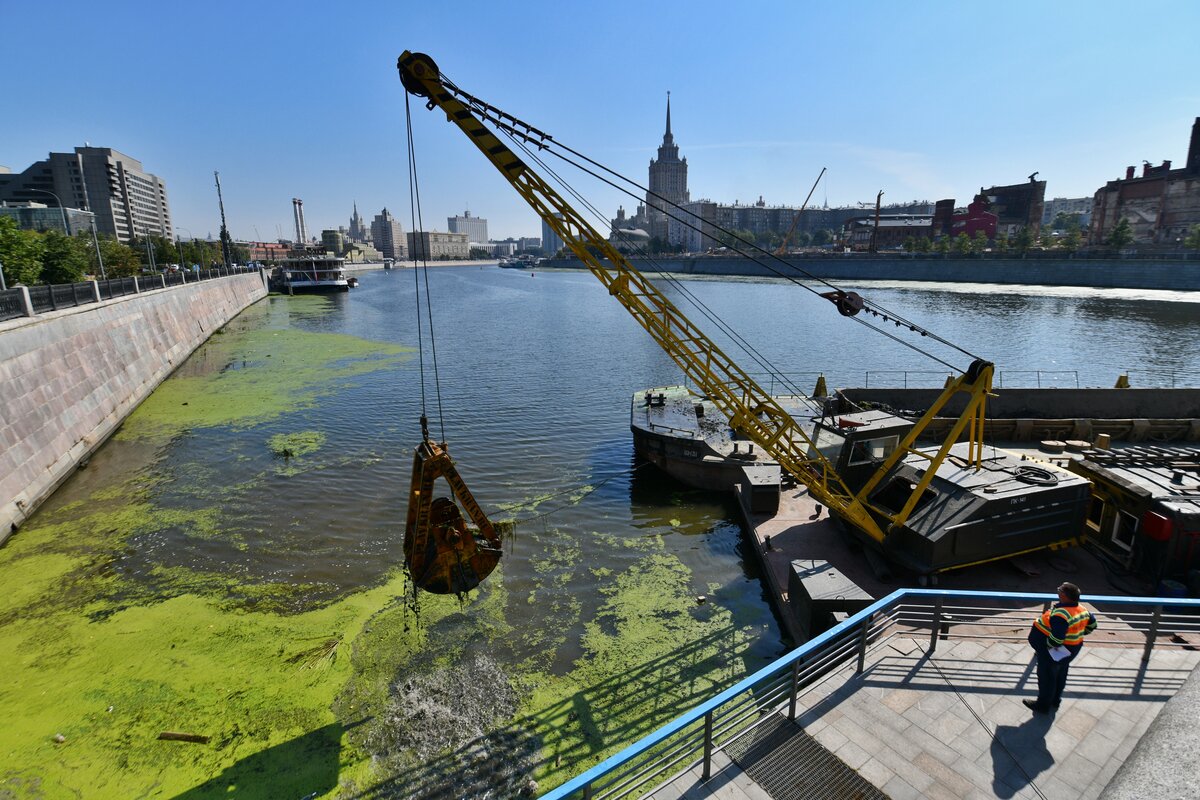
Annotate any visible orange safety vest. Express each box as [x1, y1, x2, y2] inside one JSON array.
[[1033, 603, 1095, 647]]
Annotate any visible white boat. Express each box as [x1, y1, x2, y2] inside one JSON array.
[[275, 254, 350, 293]]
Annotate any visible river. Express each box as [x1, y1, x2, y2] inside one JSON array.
[[1, 266, 1197, 798]]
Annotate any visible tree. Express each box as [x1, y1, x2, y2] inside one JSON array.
[[97, 236, 141, 277], [1013, 227, 1034, 254], [971, 230, 989, 255], [794, 232, 812, 248], [994, 231, 1010, 253], [811, 229, 834, 247], [1106, 218, 1134, 248], [1039, 229, 1056, 249], [1061, 229, 1082, 253], [40, 230, 90, 284], [1184, 224, 1200, 250], [914, 236, 932, 253], [0, 216, 46, 284], [952, 232, 972, 255], [1049, 212, 1083, 232], [902, 236, 916, 253], [934, 236, 950, 255]]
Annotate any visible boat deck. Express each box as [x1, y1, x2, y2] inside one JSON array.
[[647, 637, 1200, 800]]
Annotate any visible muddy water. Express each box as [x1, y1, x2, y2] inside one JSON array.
[[2, 268, 1197, 798]]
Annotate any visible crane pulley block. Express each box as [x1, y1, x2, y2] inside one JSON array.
[[404, 433, 502, 595]]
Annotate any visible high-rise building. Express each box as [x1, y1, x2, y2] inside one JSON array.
[[447, 210, 488, 244], [370, 208, 407, 260], [349, 202, 369, 243], [542, 214, 566, 257], [646, 94, 689, 241], [0, 146, 171, 242]]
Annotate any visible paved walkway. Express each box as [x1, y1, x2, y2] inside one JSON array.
[[648, 638, 1200, 800]]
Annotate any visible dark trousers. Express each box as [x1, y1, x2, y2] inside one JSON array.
[[1033, 645, 1078, 710]]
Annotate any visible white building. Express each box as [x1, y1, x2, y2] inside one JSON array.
[[448, 210, 488, 245]]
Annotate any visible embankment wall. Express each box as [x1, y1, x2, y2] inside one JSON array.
[[541, 255, 1200, 291], [0, 272, 268, 542]]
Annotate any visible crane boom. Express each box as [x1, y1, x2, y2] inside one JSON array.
[[397, 51, 1004, 555], [775, 167, 826, 256]]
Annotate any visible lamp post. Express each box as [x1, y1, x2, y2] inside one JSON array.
[[27, 188, 71, 236]]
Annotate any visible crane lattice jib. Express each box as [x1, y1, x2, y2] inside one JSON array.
[[398, 51, 888, 542]]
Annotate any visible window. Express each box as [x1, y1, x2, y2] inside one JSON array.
[[1086, 495, 1104, 531], [1109, 510, 1138, 552], [849, 435, 899, 466]]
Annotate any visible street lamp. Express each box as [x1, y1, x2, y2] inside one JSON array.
[[27, 188, 70, 236]]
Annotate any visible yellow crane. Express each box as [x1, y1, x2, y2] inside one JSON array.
[[397, 51, 1087, 583]]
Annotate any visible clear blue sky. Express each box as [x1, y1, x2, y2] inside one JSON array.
[[4, 0, 1198, 242]]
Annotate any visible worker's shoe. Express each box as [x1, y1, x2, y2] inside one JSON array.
[[1022, 699, 1049, 714]]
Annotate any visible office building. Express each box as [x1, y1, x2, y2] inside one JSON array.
[[448, 210, 488, 245], [0, 202, 96, 236], [407, 231, 469, 260], [0, 146, 171, 242], [542, 214, 566, 257], [370, 208, 407, 260]]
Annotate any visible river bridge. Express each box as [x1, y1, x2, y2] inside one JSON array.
[[542, 589, 1200, 800]]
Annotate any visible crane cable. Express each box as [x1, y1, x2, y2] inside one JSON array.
[[405, 91, 446, 441], [440, 72, 980, 372], [483, 87, 961, 386], [496, 123, 820, 406]]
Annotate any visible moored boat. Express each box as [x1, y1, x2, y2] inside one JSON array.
[[272, 252, 350, 293]]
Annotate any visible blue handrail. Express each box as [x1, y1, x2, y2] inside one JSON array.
[[541, 587, 1200, 799]]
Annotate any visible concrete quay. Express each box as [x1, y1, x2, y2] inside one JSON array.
[[0, 271, 268, 542], [541, 254, 1200, 292]]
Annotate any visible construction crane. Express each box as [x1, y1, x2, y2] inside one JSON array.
[[774, 167, 826, 256], [396, 51, 1088, 582]]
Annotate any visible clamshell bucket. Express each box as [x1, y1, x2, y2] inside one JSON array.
[[404, 437, 502, 594]]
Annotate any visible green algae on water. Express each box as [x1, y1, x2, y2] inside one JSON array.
[[268, 431, 327, 459], [117, 304, 411, 445]]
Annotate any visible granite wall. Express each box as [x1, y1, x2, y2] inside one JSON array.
[[0, 271, 268, 542], [540, 255, 1200, 291]]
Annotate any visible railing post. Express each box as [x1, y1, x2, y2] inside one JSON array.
[[582, 781, 593, 799], [856, 617, 870, 673], [788, 659, 801, 720], [702, 710, 713, 781], [91, 280, 101, 303], [1143, 605, 1163, 663], [17, 286, 33, 317], [927, 596, 943, 655]]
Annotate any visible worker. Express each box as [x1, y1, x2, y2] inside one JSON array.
[[1024, 582, 1097, 714]]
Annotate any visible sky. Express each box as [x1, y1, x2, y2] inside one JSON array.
[[3, 0, 1199, 243]]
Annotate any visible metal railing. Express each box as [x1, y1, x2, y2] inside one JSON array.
[[97, 276, 139, 300], [0, 266, 262, 323], [541, 588, 1200, 800], [27, 281, 95, 314]]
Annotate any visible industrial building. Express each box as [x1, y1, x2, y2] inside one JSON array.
[[1089, 117, 1200, 246]]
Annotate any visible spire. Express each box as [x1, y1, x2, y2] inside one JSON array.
[[664, 91, 673, 145]]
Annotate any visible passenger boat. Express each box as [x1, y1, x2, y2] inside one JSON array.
[[273, 253, 350, 293]]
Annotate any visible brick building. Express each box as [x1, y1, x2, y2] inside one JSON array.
[[1090, 117, 1200, 246]]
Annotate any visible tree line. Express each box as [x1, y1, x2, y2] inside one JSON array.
[[0, 218, 251, 286]]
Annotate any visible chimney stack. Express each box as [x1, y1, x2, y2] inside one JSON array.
[[1125, 166, 1135, 180]]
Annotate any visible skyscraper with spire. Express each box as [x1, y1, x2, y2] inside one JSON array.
[[349, 202, 368, 243], [646, 92, 688, 240]]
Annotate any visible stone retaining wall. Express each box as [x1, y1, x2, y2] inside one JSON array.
[[541, 255, 1200, 291], [0, 271, 268, 542]]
